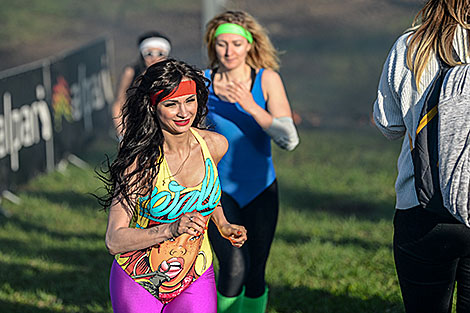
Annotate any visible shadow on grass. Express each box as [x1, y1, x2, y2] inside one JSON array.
[[4, 214, 103, 242], [1, 189, 112, 312], [0, 137, 117, 312], [23, 190, 101, 214], [317, 235, 392, 251], [274, 232, 312, 245], [0, 232, 113, 312], [275, 231, 392, 252], [0, 300, 58, 313], [269, 285, 403, 313], [278, 181, 395, 222]]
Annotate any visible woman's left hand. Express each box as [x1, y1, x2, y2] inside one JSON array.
[[218, 223, 247, 248]]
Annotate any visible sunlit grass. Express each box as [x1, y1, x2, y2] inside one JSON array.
[[263, 128, 403, 313], [0, 140, 112, 312], [0, 128, 410, 312], [0, 0, 196, 47]]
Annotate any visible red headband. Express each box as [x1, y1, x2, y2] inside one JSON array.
[[150, 80, 196, 106]]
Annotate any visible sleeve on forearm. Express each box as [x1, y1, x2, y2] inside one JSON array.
[[373, 45, 406, 141], [265, 116, 300, 151], [373, 91, 406, 140]]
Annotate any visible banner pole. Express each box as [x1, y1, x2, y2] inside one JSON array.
[[201, 0, 227, 65], [42, 59, 55, 172]]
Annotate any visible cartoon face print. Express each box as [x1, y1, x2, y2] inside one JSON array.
[[149, 231, 204, 293]]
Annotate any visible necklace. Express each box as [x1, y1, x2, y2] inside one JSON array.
[[162, 143, 192, 186], [172, 146, 192, 177]]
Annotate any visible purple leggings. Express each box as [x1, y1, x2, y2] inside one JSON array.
[[109, 260, 217, 313]]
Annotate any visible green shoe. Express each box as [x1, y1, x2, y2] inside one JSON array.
[[217, 288, 245, 313], [242, 287, 268, 313]]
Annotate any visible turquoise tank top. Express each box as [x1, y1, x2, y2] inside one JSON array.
[[204, 68, 276, 207]]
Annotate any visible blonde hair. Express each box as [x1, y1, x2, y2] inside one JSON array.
[[406, 0, 470, 87], [204, 10, 280, 71]]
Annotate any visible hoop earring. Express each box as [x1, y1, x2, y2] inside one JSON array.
[[194, 250, 207, 276]]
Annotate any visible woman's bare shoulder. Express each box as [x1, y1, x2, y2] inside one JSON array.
[[261, 68, 283, 85], [195, 129, 228, 161]]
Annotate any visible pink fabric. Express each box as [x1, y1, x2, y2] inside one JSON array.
[[110, 260, 217, 313]]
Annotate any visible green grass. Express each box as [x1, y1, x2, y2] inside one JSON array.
[[0, 137, 117, 313], [0, 0, 196, 47], [0, 128, 412, 313], [266, 127, 402, 313], [0, 1, 458, 311], [280, 28, 405, 127]]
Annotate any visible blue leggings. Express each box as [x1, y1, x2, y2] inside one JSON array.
[[393, 206, 470, 313], [208, 180, 279, 298], [109, 260, 217, 313]]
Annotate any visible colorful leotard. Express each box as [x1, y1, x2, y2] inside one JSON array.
[[115, 128, 220, 304], [204, 68, 276, 207]]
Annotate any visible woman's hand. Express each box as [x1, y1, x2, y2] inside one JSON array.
[[225, 80, 256, 111], [218, 223, 247, 248], [222, 78, 273, 129], [210, 204, 247, 248], [168, 212, 207, 238]]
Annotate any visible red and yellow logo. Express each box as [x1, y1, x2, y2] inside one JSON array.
[[51, 76, 73, 131]]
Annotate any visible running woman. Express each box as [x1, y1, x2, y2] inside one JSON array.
[[203, 10, 299, 313], [99, 59, 247, 313]]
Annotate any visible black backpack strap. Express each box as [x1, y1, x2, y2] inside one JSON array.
[[412, 55, 451, 213], [415, 56, 451, 139]]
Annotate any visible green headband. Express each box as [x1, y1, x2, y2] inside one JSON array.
[[214, 23, 253, 44]]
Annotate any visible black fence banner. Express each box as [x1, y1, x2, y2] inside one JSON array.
[[49, 39, 113, 161], [0, 66, 53, 191], [0, 38, 113, 193]]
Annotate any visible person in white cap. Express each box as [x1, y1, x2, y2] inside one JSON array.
[[112, 31, 172, 136]]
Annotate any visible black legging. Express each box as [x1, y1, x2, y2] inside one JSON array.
[[208, 180, 279, 298], [393, 206, 470, 313]]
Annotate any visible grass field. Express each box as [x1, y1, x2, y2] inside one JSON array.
[[0, 127, 410, 313], [0, 1, 434, 312], [0, 0, 422, 129]]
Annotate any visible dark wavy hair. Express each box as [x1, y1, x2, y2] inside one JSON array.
[[98, 59, 210, 213]]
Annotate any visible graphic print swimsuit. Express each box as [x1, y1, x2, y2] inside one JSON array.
[[115, 128, 220, 304]]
